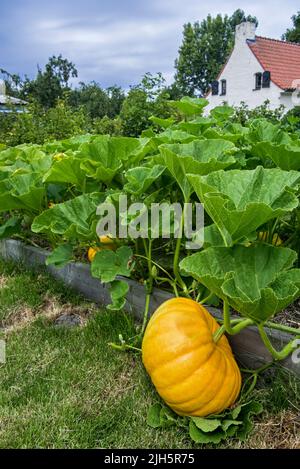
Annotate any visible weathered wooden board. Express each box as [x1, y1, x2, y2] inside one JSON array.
[[0, 239, 299, 376]]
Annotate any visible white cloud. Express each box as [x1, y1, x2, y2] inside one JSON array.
[[1, 0, 299, 87]]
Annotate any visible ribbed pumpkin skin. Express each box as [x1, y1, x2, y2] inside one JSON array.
[[142, 298, 241, 417]]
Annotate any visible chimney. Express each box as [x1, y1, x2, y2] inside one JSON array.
[[235, 21, 256, 44]]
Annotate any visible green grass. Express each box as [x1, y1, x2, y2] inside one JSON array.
[[0, 259, 299, 449]]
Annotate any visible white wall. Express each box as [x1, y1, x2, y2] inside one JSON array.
[[206, 22, 294, 114]]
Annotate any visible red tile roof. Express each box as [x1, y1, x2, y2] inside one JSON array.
[[248, 36, 300, 90]]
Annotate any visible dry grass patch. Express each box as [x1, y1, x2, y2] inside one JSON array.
[[236, 410, 300, 449], [3, 292, 96, 333]]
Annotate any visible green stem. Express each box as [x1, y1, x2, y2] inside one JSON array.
[[139, 239, 153, 339], [108, 342, 141, 353], [223, 300, 254, 335], [213, 317, 252, 343], [199, 292, 214, 305], [173, 208, 189, 295], [258, 324, 299, 361], [134, 254, 174, 281], [241, 362, 273, 400], [140, 293, 151, 337], [265, 321, 300, 336]]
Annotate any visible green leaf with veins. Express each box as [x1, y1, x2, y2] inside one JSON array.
[[43, 156, 86, 189], [45, 244, 74, 268], [253, 141, 300, 171], [0, 173, 45, 213], [169, 97, 208, 116], [149, 116, 175, 128], [0, 217, 22, 239], [31, 193, 103, 240], [180, 244, 300, 322], [78, 136, 148, 183], [124, 165, 165, 195], [156, 139, 237, 201], [91, 246, 134, 283], [188, 166, 300, 246], [107, 280, 129, 311]]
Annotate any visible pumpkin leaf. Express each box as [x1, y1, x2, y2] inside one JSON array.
[[0, 216, 22, 239], [235, 401, 263, 441], [31, 193, 103, 241], [247, 119, 291, 145], [147, 404, 162, 428], [187, 166, 300, 246], [43, 156, 86, 190], [221, 419, 243, 432], [180, 244, 300, 322], [0, 173, 46, 213], [189, 421, 226, 444], [45, 244, 74, 268], [78, 136, 145, 183], [169, 97, 208, 116], [124, 165, 165, 195], [191, 417, 222, 432], [91, 246, 134, 283], [149, 116, 175, 129], [107, 280, 129, 311], [253, 142, 300, 171]]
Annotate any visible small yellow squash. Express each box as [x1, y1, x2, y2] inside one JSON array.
[[87, 236, 116, 262], [142, 298, 241, 417]]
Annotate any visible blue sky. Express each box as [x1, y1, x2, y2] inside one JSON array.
[[0, 0, 298, 89]]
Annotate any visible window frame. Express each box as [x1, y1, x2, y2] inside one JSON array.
[[254, 72, 262, 90], [220, 79, 227, 96]]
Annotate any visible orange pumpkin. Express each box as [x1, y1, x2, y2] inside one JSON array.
[[142, 298, 241, 417]]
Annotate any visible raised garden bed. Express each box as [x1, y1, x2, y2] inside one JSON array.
[[1, 238, 299, 376]]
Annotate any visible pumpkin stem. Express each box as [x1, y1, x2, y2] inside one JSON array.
[[223, 300, 254, 335], [173, 208, 189, 296], [257, 324, 300, 361]]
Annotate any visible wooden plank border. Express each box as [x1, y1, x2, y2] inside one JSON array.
[[0, 239, 299, 376]]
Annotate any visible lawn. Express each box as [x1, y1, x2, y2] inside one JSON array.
[[0, 259, 299, 449]]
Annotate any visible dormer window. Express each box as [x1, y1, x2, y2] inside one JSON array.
[[255, 73, 262, 90], [211, 80, 219, 96], [220, 80, 227, 96]]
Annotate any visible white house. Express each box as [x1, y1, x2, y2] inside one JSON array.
[[206, 22, 300, 113], [0, 79, 27, 113]]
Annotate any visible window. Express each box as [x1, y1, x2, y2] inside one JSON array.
[[220, 79, 227, 96], [211, 80, 219, 96], [262, 71, 271, 88], [255, 73, 262, 90]]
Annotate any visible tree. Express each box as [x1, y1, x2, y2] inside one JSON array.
[[22, 55, 78, 108], [282, 12, 300, 43], [0, 69, 22, 97], [120, 73, 173, 136], [174, 10, 258, 96], [68, 81, 110, 119]]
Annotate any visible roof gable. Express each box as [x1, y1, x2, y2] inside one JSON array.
[[248, 36, 300, 90]]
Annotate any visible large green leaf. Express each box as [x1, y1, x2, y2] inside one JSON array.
[[43, 156, 86, 189], [170, 97, 208, 116], [0, 173, 46, 213], [180, 244, 300, 322], [188, 166, 300, 245], [78, 136, 145, 184], [177, 117, 216, 136], [157, 139, 236, 201], [31, 193, 103, 240], [253, 141, 300, 171], [124, 165, 165, 195], [91, 246, 134, 283], [45, 244, 74, 268], [0, 217, 22, 239], [247, 119, 291, 145]]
